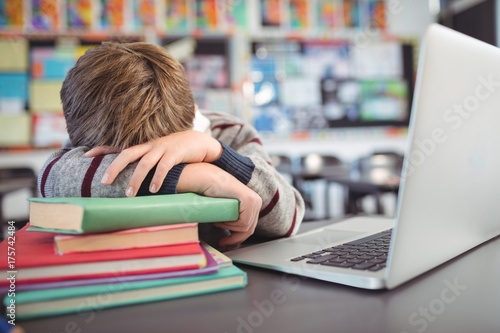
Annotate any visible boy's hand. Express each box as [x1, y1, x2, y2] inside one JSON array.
[[85, 130, 223, 197], [177, 163, 262, 247]]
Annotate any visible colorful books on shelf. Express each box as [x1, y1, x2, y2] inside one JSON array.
[[0, 0, 24, 28], [28, 193, 239, 234], [0, 0, 386, 33], [0, 114, 31, 147], [165, 0, 191, 32], [67, 0, 99, 30], [30, 0, 64, 31]]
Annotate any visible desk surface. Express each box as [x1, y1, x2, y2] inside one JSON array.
[[19, 220, 500, 333]]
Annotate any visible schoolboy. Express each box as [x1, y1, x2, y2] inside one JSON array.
[[38, 42, 305, 247]]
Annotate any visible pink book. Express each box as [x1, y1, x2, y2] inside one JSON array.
[[4, 245, 219, 292], [53, 223, 199, 254]]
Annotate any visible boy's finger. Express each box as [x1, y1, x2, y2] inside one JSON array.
[[101, 145, 152, 184], [125, 149, 166, 196], [213, 207, 258, 233], [219, 230, 252, 247], [213, 221, 248, 233], [84, 146, 119, 157], [149, 155, 176, 193], [213, 219, 255, 233]]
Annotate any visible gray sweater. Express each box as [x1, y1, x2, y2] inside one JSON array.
[[38, 111, 305, 238]]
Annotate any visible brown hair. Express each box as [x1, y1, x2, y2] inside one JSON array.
[[61, 42, 195, 149]]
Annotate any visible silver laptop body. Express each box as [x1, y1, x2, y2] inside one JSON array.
[[225, 24, 500, 289]]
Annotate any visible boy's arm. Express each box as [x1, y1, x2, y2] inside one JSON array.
[[38, 148, 262, 247], [79, 114, 305, 239], [209, 114, 305, 238], [37, 147, 184, 198], [85, 130, 223, 197], [176, 162, 262, 247]]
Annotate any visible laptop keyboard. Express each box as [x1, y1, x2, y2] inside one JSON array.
[[290, 229, 393, 272]]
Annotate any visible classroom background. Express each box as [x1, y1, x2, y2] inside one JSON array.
[[0, 0, 493, 227]]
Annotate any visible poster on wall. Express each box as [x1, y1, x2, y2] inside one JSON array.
[[250, 39, 413, 136]]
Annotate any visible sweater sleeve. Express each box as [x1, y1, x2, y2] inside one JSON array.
[[211, 142, 254, 185], [38, 147, 185, 198], [208, 112, 305, 238]]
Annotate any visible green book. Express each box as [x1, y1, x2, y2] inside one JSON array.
[[4, 265, 247, 319], [28, 193, 239, 234]]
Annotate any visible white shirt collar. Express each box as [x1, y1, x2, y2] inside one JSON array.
[[192, 109, 211, 135]]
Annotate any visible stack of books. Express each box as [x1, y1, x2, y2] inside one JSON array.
[[0, 193, 247, 319]]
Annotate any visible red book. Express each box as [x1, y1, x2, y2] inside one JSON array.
[[0, 225, 206, 285]]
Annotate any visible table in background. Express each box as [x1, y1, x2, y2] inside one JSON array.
[[19, 220, 500, 333], [325, 172, 400, 215], [0, 167, 37, 238], [294, 164, 401, 217]]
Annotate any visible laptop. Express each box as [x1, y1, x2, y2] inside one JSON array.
[[225, 24, 500, 290]]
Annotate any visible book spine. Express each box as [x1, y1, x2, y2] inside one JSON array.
[[83, 196, 239, 233]]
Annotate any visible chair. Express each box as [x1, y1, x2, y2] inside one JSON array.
[[300, 154, 342, 176], [270, 154, 292, 176], [0, 167, 38, 238], [292, 154, 344, 220], [346, 151, 404, 215]]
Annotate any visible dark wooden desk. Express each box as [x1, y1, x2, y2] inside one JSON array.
[[18, 220, 500, 333]]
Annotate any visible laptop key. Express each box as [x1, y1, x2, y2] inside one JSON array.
[[355, 255, 375, 260], [339, 255, 357, 259], [302, 254, 322, 258], [327, 258, 347, 264], [321, 261, 355, 268], [368, 258, 386, 264], [298, 228, 393, 270], [347, 258, 365, 264], [306, 254, 340, 264], [366, 252, 385, 257], [345, 230, 391, 245], [352, 262, 377, 270], [324, 251, 346, 256], [368, 264, 386, 272]]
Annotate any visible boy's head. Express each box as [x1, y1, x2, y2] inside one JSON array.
[[61, 42, 195, 149]]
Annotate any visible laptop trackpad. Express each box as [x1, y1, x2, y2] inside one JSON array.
[[280, 230, 363, 247]]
